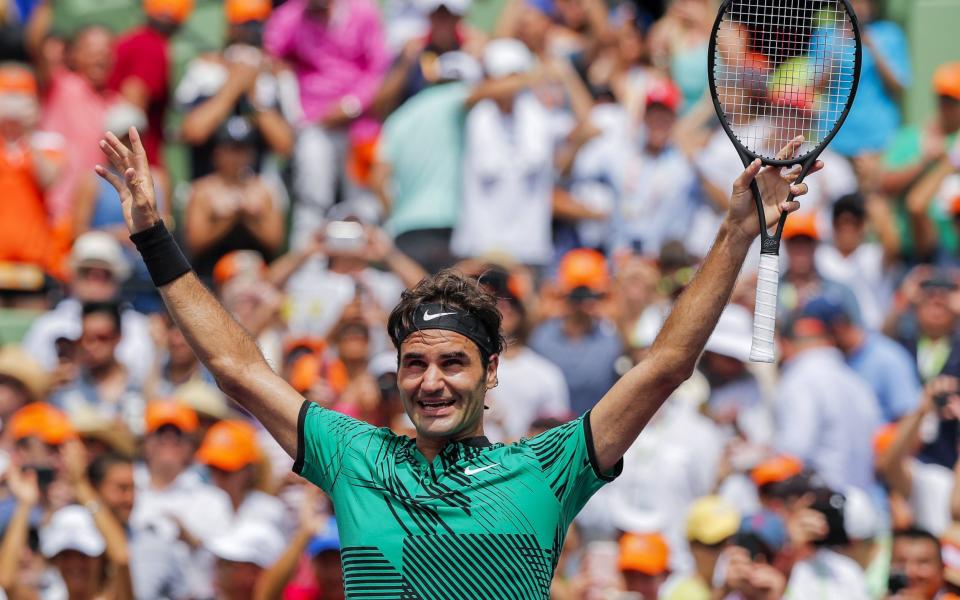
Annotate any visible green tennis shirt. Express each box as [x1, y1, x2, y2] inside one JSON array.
[[293, 401, 622, 600]]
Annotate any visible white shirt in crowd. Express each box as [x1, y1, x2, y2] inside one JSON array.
[[579, 387, 723, 574], [567, 102, 632, 251], [21, 298, 156, 385], [284, 258, 404, 350], [775, 347, 882, 493], [785, 548, 870, 600], [910, 459, 954, 536], [484, 346, 571, 441], [131, 464, 233, 599], [453, 92, 564, 266], [695, 127, 858, 237], [816, 241, 890, 331]]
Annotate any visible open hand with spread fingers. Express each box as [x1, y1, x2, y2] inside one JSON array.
[[95, 127, 161, 234]]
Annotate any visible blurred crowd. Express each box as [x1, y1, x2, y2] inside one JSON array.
[[0, 0, 958, 597]]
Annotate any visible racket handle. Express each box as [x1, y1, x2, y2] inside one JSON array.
[[749, 253, 780, 363]]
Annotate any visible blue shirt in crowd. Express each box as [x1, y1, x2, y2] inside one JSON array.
[[826, 20, 911, 157], [847, 332, 921, 422], [529, 318, 624, 416]]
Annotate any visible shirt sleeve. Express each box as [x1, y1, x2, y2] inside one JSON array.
[[874, 22, 911, 87], [294, 400, 380, 493], [522, 411, 622, 527]]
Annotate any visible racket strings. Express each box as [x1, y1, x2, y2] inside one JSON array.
[[713, 0, 857, 161]]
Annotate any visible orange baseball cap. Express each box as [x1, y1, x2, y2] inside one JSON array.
[[144, 0, 195, 23], [557, 248, 609, 293], [196, 420, 261, 471], [145, 400, 198, 434], [950, 195, 960, 216], [0, 64, 37, 96], [781, 213, 819, 241], [225, 0, 272, 24], [750, 455, 804, 487], [618, 532, 670, 575], [212, 250, 266, 286], [9, 403, 76, 445], [873, 422, 899, 458], [934, 62, 960, 101]]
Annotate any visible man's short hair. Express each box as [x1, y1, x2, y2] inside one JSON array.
[[87, 452, 132, 489], [388, 269, 505, 366], [832, 193, 867, 222], [893, 527, 943, 563], [82, 301, 122, 334]]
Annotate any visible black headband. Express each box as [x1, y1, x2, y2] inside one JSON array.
[[395, 303, 497, 359]]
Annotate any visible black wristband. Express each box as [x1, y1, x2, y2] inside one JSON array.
[[130, 221, 192, 287]]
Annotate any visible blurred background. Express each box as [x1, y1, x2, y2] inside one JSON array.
[[0, 0, 958, 598]]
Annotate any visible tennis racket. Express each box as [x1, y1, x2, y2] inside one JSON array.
[[707, 0, 861, 362]]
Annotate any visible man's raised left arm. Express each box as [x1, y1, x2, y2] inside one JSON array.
[[590, 137, 821, 471]]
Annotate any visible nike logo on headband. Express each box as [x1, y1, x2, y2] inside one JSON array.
[[423, 310, 457, 321]]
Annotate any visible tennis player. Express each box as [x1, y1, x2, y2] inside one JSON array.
[[97, 128, 818, 599]]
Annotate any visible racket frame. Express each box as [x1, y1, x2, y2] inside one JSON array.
[[706, 0, 863, 255]]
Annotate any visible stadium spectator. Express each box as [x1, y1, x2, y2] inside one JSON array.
[[885, 62, 960, 261], [254, 491, 343, 600], [828, 0, 911, 158], [891, 267, 960, 385], [81, 449, 191, 599], [206, 519, 287, 600], [614, 78, 703, 257], [481, 267, 570, 441], [283, 221, 424, 340], [0, 63, 64, 275], [183, 116, 286, 281], [39, 24, 119, 221], [618, 531, 671, 599], [451, 38, 580, 266], [371, 0, 483, 119], [371, 51, 483, 274], [107, 0, 193, 168], [777, 213, 861, 322], [700, 304, 771, 445], [711, 512, 789, 600], [874, 379, 956, 537], [195, 419, 286, 533], [805, 294, 921, 423], [177, 0, 296, 181], [529, 249, 623, 415], [887, 527, 947, 600], [645, 0, 711, 111], [774, 309, 882, 492], [152, 310, 217, 395], [22, 231, 156, 385], [264, 0, 390, 248], [663, 495, 740, 600], [50, 301, 147, 434], [0, 344, 48, 420], [131, 400, 232, 599], [816, 192, 896, 330]]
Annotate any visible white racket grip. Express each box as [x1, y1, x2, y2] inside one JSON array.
[[749, 253, 780, 363]]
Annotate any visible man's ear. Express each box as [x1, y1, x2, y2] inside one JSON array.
[[485, 354, 499, 390]]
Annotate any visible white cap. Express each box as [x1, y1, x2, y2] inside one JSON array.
[[483, 38, 534, 79], [41, 505, 106, 558], [843, 486, 880, 541], [104, 102, 147, 137], [416, 0, 470, 16], [436, 51, 483, 84], [704, 304, 753, 363], [69, 231, 132, 281], [206, 519, 286, 568]]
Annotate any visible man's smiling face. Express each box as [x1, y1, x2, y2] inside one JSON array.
[[397, 330, 498, 441]]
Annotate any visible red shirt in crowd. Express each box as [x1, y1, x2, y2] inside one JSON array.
[[107, 26, 170, 165]]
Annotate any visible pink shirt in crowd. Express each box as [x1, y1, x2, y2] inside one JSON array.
[[263, 0, 390, 141], [40, 68, 119, 221]]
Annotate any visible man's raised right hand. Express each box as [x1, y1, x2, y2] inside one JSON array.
[[95, 127, 161, 234]]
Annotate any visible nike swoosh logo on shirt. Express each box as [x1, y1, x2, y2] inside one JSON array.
[[423, 310, 457, 321], [464, 463, 500, 476]]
